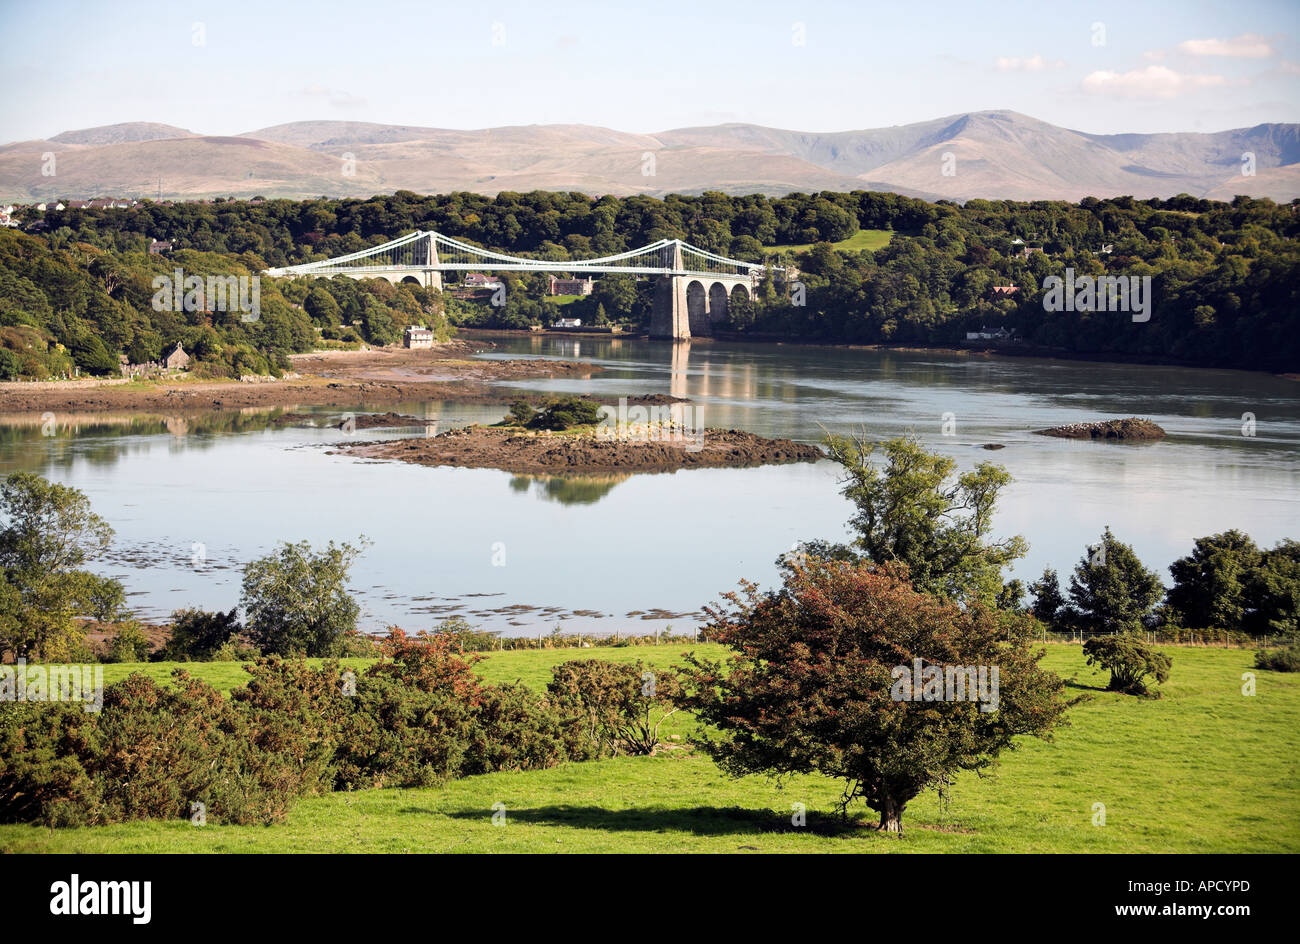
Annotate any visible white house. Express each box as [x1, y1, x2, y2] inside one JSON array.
[[966, 325, 1015, 342]]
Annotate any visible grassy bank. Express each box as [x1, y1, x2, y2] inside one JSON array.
[[773, 228, 894, 255], [3, 644, 1296, 853]]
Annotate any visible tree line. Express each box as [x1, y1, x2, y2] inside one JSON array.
[[4, 188, 1297, 375]]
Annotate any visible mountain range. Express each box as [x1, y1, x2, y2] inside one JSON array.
[[3, 110, 1298, 204]]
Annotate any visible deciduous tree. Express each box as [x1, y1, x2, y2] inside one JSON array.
[[817, 435, 1026, 606], [685, 559, 1069, 833], [240, 539, 367, 656]]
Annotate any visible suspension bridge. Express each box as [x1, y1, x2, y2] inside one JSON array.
[[263, 230, 784, 339]]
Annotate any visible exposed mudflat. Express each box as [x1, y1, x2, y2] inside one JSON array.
[[0, 342, 602, 414], [1034, 417, 1166, 440], [334, 424, 823, 475]]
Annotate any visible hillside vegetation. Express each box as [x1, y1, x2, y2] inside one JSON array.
[[2, 188, 1297, 376]]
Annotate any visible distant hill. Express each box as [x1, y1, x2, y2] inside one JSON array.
[[48, 122, 196, 147], [2, 111, 1297, 203]]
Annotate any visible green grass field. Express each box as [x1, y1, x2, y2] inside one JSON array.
[[3, 644, 1297, 853], [773, 228, 894, 256]]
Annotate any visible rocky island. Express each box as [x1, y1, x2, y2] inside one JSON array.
[[334, 424, 823, 475], [1034, 417, 1167, 441]]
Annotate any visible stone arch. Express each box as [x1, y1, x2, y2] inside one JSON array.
[[686, 280, 709, 336], [708, 282, 730, 324], [400, 275, 423, 286], [728, 282, 753, 326]]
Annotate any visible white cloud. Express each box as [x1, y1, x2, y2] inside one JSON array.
[[298, 86, 368, 109], [995, 54, 1062, 72], [1082, 65, 1227, 99], [1177, 34, 1275, 58], [1280, 61, 1300, 75]]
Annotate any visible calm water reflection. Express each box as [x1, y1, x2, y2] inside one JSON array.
[[2, 338, 1297, 634]]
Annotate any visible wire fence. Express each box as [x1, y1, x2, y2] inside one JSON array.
[[1037, 629, 1277, 648]]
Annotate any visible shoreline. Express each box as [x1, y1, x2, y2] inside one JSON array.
[[460, 327, 1299, 379], [0, 341, 602, 414], [4, 333, 1292, 419]]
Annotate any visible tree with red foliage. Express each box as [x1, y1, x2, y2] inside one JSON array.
[[685, 560, 1070, 833]]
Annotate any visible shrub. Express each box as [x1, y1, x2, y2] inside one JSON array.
[[97, 671, 323, 825], [464, 682, 569, 774], [546, 659, 682, 757], [336, 630, 569, 788], [0, 671, 317, 827], [103, 620, 151, 662], [432, 616, 504, 651], [157, 607, 241, 661], [0, 627, 596, 827], [1255, 644, 1300, 672], [523, 395, 602, 431], [0, 701, 100, 827], [211, 638, 262, 661], [1082, 631, 1172, 696], [334, 628, 380, 658], [506, 399, 536, 427], [229, 657, 352, 797], [334, 675, 477, 789]]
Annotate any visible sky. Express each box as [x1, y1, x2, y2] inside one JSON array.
[[1, 0, 1297, 142]]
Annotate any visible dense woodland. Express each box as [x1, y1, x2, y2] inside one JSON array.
[[2, 188, 1297, 377]]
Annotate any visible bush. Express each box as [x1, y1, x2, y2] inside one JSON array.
[[334, 628, 380, 658], [0, 671, 318, 827], [0, 628, 594, 827], [1255, 644, 1300, 672], [1083, 631, 1172, 696], [520, 395, 602, 431], [547, 659, 683, 757], [334, 674, 478, 789], [229, 656, 351, 797], [506, 399, 536, 427], [211, 638, 262, 661], [464, 682, 569, 774], [102, 621, 151, 663], [156, 608, 241, 661], [0, 702, 100, 827]]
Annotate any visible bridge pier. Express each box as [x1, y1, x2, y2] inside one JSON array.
[[650, 274, 754, 340], [650, 275, 691, 340]]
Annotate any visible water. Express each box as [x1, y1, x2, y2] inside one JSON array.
[[3, 337, 1297, 635]]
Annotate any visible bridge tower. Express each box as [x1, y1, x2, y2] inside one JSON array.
[[422, 232, 443, 292], [649, 241, 690, 340]]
